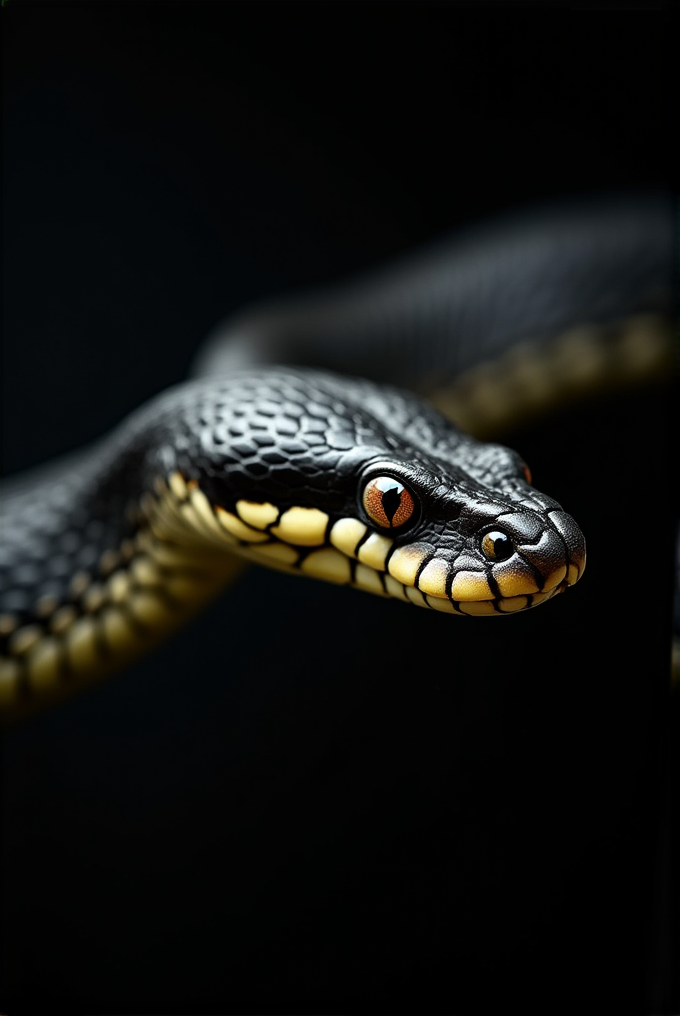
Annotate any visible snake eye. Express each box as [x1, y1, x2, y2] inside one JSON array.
[[363, 476, 416, 529], [522, 463, 532, 485], [481, 530, 514, 561]]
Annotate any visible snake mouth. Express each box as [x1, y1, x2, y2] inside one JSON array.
[[352, 508, 586, 615], [405, 578, 571, 615], [381, 563, 576, 616], [146, 478, 585, 618], [283, 508, 584, 615]]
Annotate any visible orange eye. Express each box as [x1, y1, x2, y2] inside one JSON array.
[[522, 463, 532, 485], [362, 476, 416, 529]]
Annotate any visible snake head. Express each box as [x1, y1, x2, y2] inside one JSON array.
[[150, 454, 585, 617], [314, 455, 586, 615], [142, 371, 585, 616]]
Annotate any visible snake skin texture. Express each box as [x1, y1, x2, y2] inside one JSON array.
[[0, 191, 674, 719], [0, 368, 580, 615], [195, 191, 673, 391]]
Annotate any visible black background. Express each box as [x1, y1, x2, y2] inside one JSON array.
[[2, 5, 676, 1014]]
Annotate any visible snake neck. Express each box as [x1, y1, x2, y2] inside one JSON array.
[[0, 424, 244, 722]]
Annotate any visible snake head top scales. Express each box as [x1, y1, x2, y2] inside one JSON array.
[[136, 366, 586, 617]]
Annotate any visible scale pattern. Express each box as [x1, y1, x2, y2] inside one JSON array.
[[5, 190, 672, 717], [0, 366, 586, 725]]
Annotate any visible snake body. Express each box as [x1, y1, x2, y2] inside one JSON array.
[[0, 192, 673, 721]]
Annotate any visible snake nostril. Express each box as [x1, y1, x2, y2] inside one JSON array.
[[481, 530, 513, 561]]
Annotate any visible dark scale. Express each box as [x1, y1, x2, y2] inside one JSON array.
[[0, 437, 145, 640], [135, 368, 575, 593]]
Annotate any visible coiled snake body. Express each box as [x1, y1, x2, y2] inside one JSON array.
[[0, 193, 673, 721]]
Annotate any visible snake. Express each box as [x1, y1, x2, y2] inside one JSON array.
[[0, 191, 674, 723]]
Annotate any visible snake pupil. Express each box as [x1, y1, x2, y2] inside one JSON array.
[[380, 483, 403, 525], [494, 536, 510, 558], [362, 475, 416, 529]]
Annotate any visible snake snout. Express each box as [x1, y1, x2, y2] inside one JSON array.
[[545, 510, 586, 587], [482, 509, 586, 597]]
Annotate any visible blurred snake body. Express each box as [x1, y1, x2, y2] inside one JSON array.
[[0, 193, 673, 721]]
